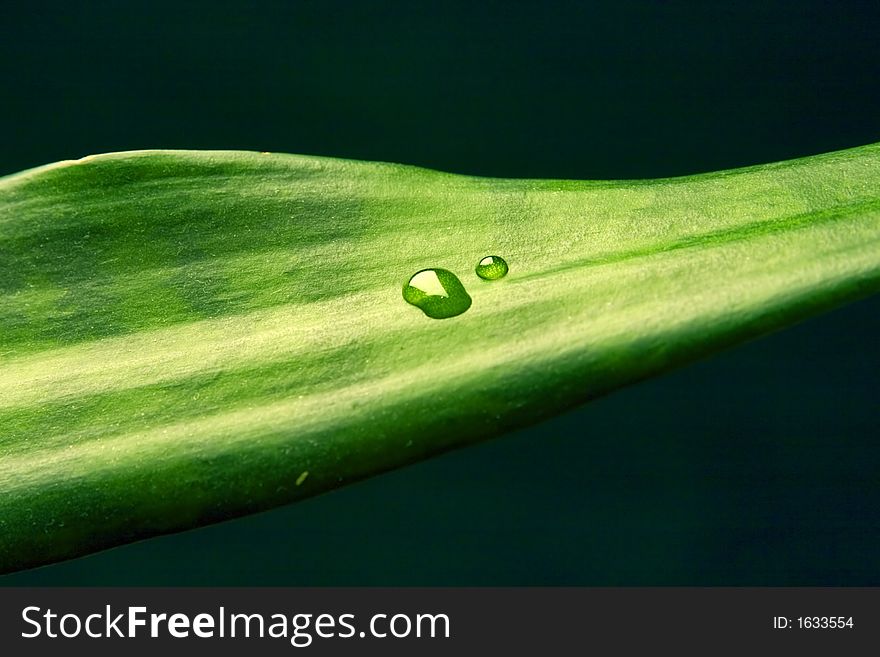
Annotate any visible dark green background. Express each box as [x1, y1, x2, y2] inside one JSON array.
[[1, 1, 878, 585]]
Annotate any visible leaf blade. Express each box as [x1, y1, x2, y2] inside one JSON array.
[[1, 145, 879, 572]]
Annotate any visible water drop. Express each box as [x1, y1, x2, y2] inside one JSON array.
[[475, 255, 509, 280], [402, 268, 472, 319]]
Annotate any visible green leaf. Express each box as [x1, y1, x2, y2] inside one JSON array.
[[1, 145, 879, 574]]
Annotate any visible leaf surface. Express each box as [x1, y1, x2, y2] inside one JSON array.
[[1, 145, 879, 572]]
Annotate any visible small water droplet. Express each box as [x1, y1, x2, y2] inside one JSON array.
[[475, 255, 509, 280], [403, 268, 472, 319]]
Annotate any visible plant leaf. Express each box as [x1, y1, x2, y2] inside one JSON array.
[[1, 145, 879, 573]]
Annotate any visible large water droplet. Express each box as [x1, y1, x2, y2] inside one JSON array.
[[402, 268, 472, 319], [475, 255, 509, 280]]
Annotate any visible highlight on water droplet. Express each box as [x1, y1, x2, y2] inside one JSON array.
[[402, 268, 472, 319], [475, 255, 509, 280]]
